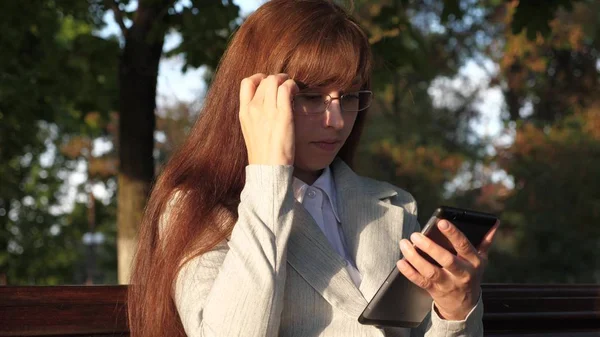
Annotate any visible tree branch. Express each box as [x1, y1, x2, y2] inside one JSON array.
[[105, 0, 128, 36]]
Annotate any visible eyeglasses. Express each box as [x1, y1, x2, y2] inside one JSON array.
[[292, 90, 373, 115]]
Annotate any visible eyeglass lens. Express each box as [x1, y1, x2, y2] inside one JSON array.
[[293, 91, 372, 114]]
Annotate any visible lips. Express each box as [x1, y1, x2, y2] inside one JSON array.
[[311, 139, 341, 151], [315, 139, 341, 144]]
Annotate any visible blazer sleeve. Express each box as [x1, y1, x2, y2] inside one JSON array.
[[418, 295, 484, 337], [166, 165, 296, 337], [395, 192, 484, 337]]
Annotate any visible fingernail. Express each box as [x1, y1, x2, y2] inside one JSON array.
[[438, 220, 449, 230], [411, 233, 422, 243], [400, 240, 410, 251]]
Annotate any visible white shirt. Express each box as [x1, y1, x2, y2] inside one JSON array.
[[292, 166, 363, 287]]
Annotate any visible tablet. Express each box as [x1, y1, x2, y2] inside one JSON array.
[[358, 206, 499, 328]]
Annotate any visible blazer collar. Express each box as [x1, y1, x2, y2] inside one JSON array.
[[292, 166, 341, 223], [331, 157, 398, 200], [286, 158, 407, 319]]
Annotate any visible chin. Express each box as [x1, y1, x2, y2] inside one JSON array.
[[295, 154, 337, 172]]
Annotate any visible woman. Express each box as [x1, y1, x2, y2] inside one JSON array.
[[128, 0, 497, 336]]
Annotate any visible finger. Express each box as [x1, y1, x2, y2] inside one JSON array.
[[478, 221, 500, 257], [252, 73, 272, 107], [240, 73, 267, 109], [410, 232, 468, 277], [397, 259, 431, 290], [399, 239, 445, 284], [438, 220, 479, 265], [276, 78, 299, 116], [263, 73, 290, 113]]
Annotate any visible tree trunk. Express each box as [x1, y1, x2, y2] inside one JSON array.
[[117, 3, 168, 284]]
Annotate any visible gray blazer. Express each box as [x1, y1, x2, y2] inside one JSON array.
[[167, 158, 483, 337]]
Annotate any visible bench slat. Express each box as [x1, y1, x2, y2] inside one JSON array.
[[0, 284, 598, 336]]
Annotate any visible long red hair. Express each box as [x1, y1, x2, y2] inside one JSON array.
[[127, 1, 373, 336]]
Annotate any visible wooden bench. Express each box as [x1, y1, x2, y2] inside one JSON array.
[[1, 284, 599, 336]]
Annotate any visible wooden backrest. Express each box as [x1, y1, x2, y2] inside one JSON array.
[[482, 284, 600, 335], [0, 286, 128, 337], [1, 284, 599, 336]]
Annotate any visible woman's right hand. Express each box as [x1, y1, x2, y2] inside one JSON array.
[[239, 73, 299, 166]]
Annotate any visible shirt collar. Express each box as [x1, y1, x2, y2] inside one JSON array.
[[292, 166, 341, 223]]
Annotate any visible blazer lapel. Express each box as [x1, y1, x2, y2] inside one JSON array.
[[287, 201, 368, 319], [332, 158, 407, 303], [286, 158, 412, 319]]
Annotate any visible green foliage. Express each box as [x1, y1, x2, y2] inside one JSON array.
[[0, 1, 119, 284], [166, 0, 240, 72], [1, 125, 75, 285], [486, 110, 600, 283], [453, 0, 600, 283], [511, 0, 578, 40], [498, 0, 600, 123], [3, 0, 597, 286], [0, 0, 238, 285], [440, 0, 463, 23], [352, 0, 600, 284], [352, 0, 485, 223]]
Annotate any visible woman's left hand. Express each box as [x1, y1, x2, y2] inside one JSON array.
[[397, 220, 499, 321]]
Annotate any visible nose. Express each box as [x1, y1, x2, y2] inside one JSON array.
[[324, 97, 344, 130]]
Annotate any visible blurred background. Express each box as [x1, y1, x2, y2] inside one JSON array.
[[0, 0, 598, 286]]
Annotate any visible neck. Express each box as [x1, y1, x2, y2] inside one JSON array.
[[293, 167, 323, 185]]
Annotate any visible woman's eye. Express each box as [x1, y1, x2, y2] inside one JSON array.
[[344, 93, 360, 100], [304, 95, 324, 102]]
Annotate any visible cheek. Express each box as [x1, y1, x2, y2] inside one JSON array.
[[342, 113, 359, 137], [293, 117, 310, 144]]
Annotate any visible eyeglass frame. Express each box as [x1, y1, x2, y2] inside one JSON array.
[[291, 90, 373, 115]]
